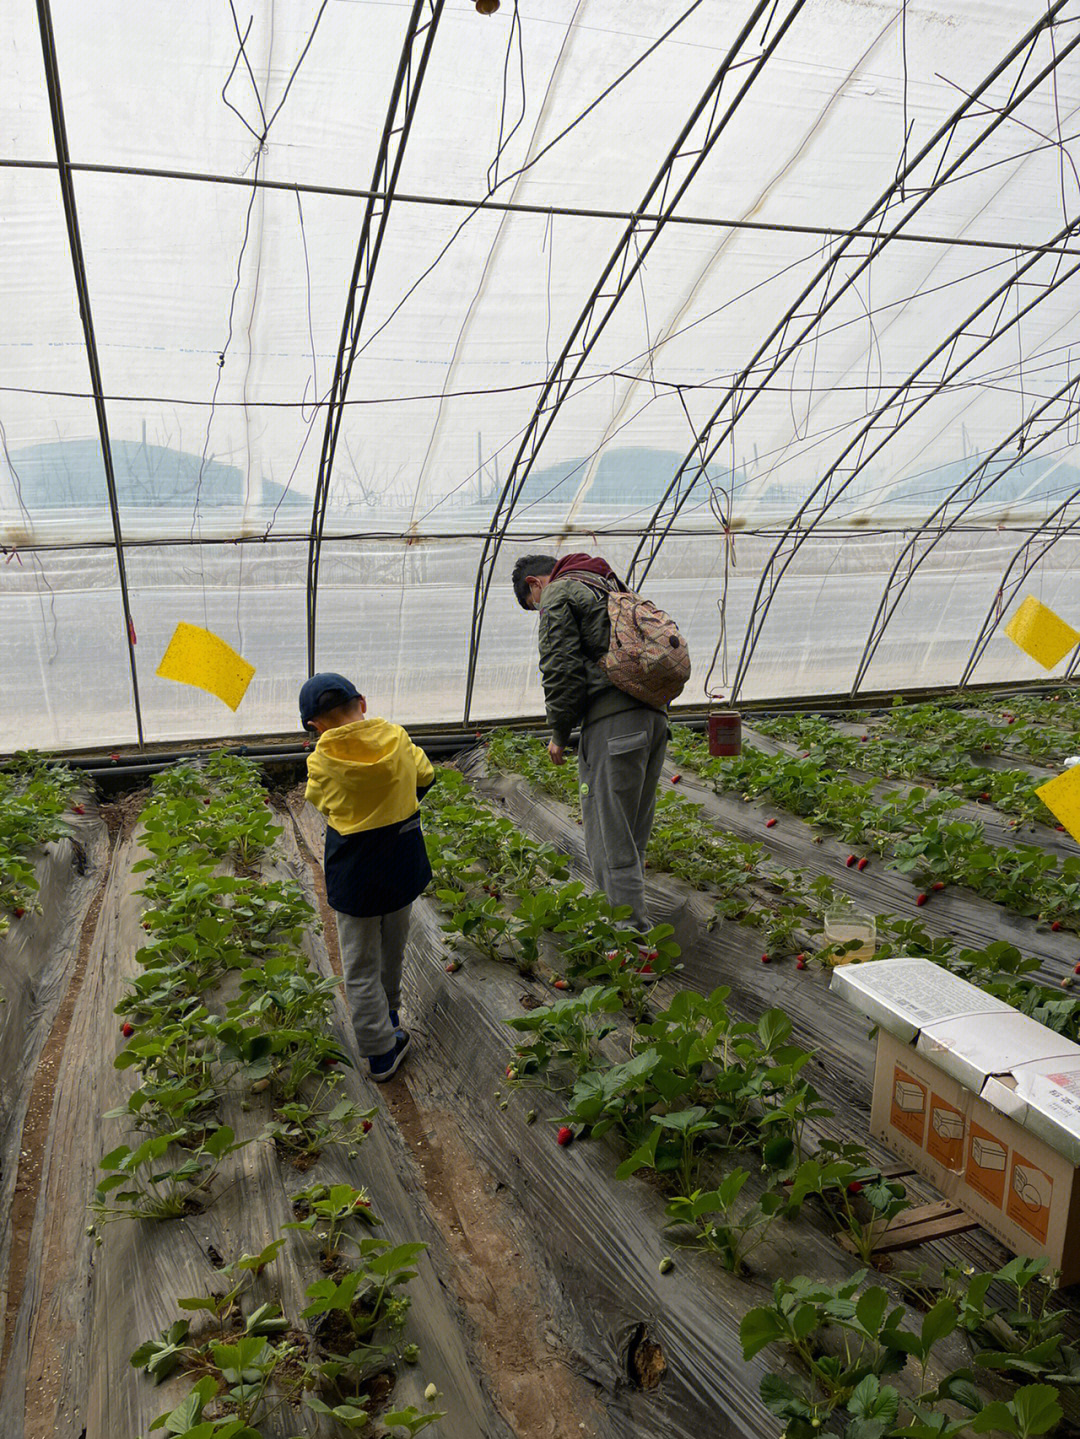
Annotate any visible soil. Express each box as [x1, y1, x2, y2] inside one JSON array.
[[4, 847, 111, 1436], [286, 789, 601, 1439], [385, 1083, 599, 1439]]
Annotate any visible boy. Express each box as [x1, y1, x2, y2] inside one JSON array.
[[300, 672, 435, 1081]]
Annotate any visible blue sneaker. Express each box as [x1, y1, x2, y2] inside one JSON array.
[[369, 1030, 410, 1082], [389, 1009, 405, 1037]]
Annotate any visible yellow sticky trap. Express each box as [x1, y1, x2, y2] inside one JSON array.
[[1004, 595, 1080, 670], [155, 622, 255, 711], [1036, 767, 1080, 845]]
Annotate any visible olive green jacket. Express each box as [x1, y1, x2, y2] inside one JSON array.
[[537, 574, 645, 746]]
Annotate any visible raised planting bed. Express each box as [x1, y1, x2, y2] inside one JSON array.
[[0, 754, 507, 1439], [6, 716, 1080, 1439]]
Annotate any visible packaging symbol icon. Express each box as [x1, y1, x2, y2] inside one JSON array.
[[971, 1136, 1007, 1171], [894, 1080, 924, 1114]]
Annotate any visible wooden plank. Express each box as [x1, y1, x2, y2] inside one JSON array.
[[837, 1201, 981, 1257]]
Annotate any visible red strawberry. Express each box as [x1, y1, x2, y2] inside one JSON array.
[[847, 1181, 863, 1194], [323, 1057, 338, 1067], [932, 881, 946, 891], [553, 979, 569, 990], [72, 803, 85, 815], [980, 792, 990, 801], [857, 857, 869, 871], [860, 735, 868, 742], [766, 818, 777, 828], [670, 774, 681, 785], [13, 907, 25, 918], [556, 1127, 573, 1147], [1052, 921, 1062, 932], [354, 1197, 371, 1209], [760, 953, 771, 964], [916, 893, 927, 906], [203, 798, 211, 806], [361, 1119, 373, 1133], [846, 855, 856, 867], [1057, 825, 1067, 833], [121, 1021, 135, 1038], [1073, 963, 1080, 975], [796, 958, 807, 971], [506, 1065, 515, 1078], [605, 950, 620, 963], [445, 960, 460, 973]]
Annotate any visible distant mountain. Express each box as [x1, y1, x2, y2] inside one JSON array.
[[516, 447, 733, 509], [5, 438, 250, 509]]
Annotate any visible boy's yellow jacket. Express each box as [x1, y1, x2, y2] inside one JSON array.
[[304, 717, 434, 835]]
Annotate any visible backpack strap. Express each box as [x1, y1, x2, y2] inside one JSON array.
[[552, 569, 626, 597]]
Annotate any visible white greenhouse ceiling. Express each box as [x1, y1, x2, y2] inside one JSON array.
[[2, 0, 1080, 749]]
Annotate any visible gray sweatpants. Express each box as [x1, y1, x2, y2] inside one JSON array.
[[577, 706, 668, 930], [335, 904, 411, 1058]]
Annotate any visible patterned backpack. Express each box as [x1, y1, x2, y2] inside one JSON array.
[[562, 571, 691, 711]]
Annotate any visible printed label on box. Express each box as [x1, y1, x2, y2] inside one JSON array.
[[927, 1094, 966, 1170], [890, 1067, 927, 1144], [1006, 1153, 1053, 1242], [1032, 1068, 1080, 1134], [966, 1121, 1008, 1207]]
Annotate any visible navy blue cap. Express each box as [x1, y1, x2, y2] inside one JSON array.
[[299, 672, 361, 731]]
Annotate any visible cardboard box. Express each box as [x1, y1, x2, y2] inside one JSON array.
[[833, 957, 1080, 1285]]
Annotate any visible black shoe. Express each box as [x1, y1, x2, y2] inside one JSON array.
[[369, 1030, 410, 1082], [389, 1009, 405, 1038]]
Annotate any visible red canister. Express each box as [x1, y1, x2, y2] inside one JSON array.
[[707, 710, 741, 757]]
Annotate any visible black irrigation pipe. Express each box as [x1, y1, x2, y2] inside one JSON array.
[[21, 673, 1078, 780], [4, 160, 1080, 260], [3, 519, 1064, 558], [35, 0, 145, 747]]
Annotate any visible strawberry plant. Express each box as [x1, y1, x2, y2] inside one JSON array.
[[302, 1239, 427, 1379], [506, 985, 623, 1082], [741, 1263, 1067, 1438], [285, 1181, 382, 1263], [787, 1146, 910, 1264], [261, 1093, 372, 1169], [0, 751, 79, 926], [487, 726, 582, 810], [663, 1170, 785, 1273], [93, 1125, 243, 1222]]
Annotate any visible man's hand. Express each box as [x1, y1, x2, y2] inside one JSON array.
[[548, 740, 566, 766]]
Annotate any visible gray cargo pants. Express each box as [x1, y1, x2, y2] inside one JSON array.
[[577, 706, 668, 930], [335, 904, 411, 1059]]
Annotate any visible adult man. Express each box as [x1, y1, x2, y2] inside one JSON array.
[[512, 552, 668, 931]]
